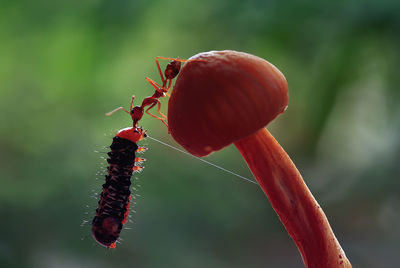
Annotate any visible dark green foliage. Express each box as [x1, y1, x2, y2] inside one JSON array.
[[1, 0, 399, 267]]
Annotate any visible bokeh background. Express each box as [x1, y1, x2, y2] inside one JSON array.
[[1, 0, 399, 267]]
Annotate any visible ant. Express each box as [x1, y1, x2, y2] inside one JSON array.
[[107, 57, 192, 127]]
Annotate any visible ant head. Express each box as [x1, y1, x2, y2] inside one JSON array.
[[164, 60, 182, 79], [130, 106, 144, 126]]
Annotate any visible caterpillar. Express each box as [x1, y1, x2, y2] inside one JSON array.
[[92, 126, 146, 248]]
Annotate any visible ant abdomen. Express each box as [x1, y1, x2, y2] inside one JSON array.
[[164, 61, 181, 79]]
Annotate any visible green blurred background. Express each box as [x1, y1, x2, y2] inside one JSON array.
[[1, 0, 399, 267]]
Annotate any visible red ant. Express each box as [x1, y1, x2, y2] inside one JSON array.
[[107, 57, 192, 127]]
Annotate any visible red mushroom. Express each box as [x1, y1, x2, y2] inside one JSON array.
[[168, 50, 351, 268]]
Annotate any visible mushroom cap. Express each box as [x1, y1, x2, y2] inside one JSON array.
[[168, 50, 288, 157]]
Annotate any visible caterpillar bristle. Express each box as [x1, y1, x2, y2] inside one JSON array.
[[132, 166, 144, 172], [134, 157, 146, 163], [136, 147, 148, 153]]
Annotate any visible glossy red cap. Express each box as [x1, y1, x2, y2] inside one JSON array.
[[168, 50, 289, 157]]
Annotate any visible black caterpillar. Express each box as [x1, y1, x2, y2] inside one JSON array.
[[92, 127, 146, 248]]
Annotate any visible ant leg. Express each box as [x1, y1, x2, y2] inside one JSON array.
[[105, 107, 130, 116], [146, 100, 167, 119], [145, 77, 165, 94], [106, 95, 135, 116], [167, 79, 172, 91], [145, 100, 168, 127], [155, 57, 166, 86], [155, 100, 167, 119], [162, 79, 173, 98], [156, 56, 190, 63], [156, 56, 206, 67], [146, 111, 168, 127]]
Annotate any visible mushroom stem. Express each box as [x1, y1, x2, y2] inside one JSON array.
[[234, 128, 351, 268]]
